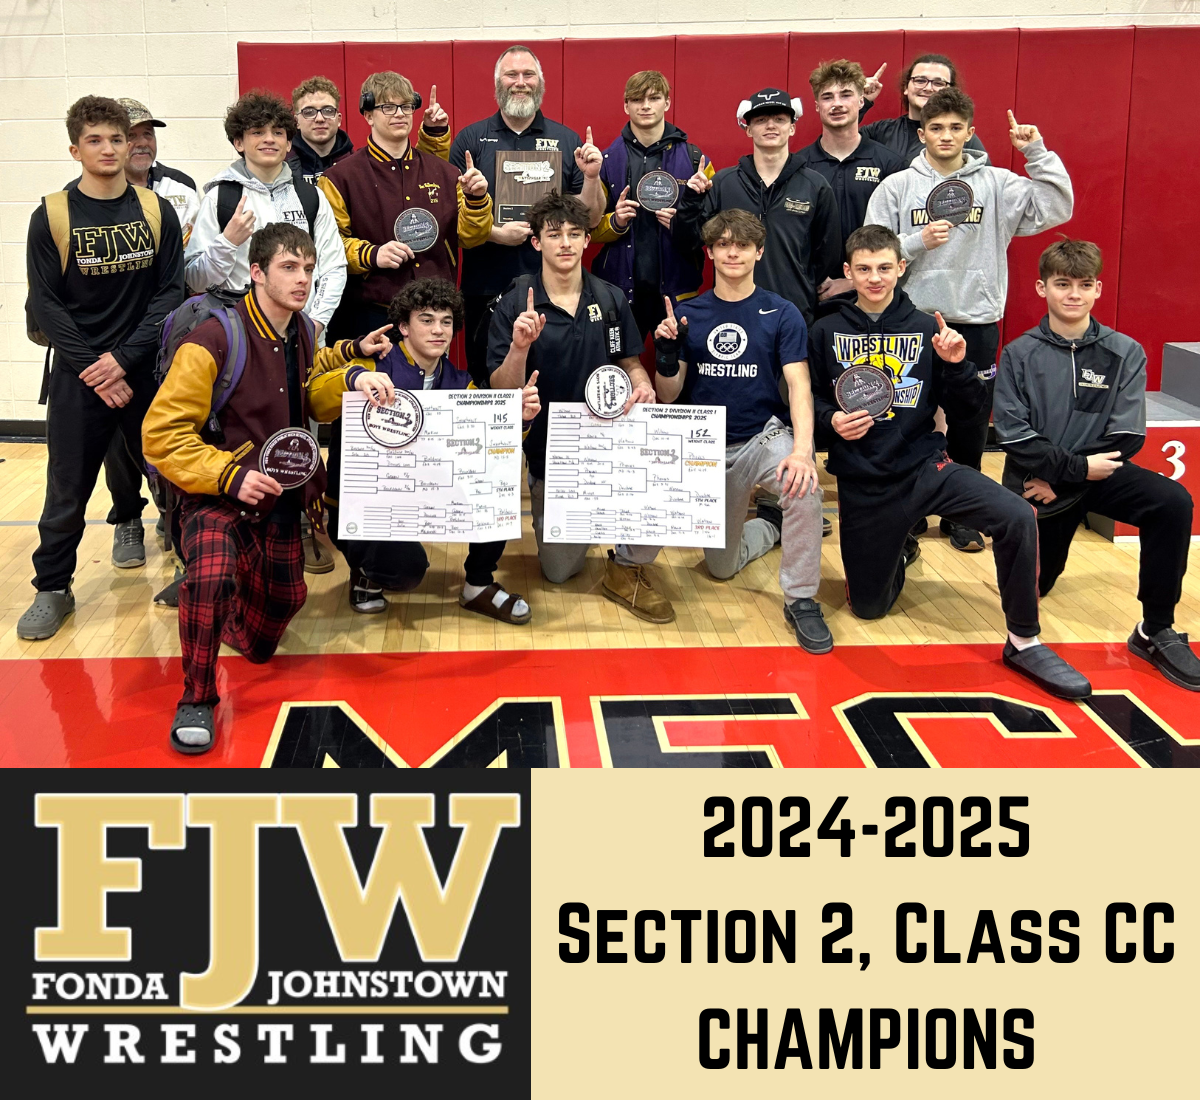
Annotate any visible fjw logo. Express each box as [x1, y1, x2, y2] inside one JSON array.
[[22, 787, 529, 1080]]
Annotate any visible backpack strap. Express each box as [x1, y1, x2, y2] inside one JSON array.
[[583, 271, 625, 361], [132, 185, 162, 252], [43, 190, 72, 275], [687, 142, 704, 176], [293, 177, 321, 238], [216, 180, 243, 232], [208, 307, 249, 430]]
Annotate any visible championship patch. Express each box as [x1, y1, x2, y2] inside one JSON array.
[[833, 331, 926, 412], [784, 198, 811, 215]]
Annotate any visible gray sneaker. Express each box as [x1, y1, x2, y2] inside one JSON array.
[[17, 588, 75, 640], [112, 519, 146, 568]]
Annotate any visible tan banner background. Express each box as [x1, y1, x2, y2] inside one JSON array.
[[532, 771, 1197, 1097]]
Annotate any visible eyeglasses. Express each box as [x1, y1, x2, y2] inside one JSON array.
[[299, 106, 340, 119], [909, 77, 951, 89], [376, 103, 414, 116]]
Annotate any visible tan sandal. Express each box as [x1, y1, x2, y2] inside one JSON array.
[[459, 582, 532, 625]]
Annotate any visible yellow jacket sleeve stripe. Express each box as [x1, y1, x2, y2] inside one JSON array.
[[316, 175, 376, 273], [142, 343, 240, 498], [456, 183, 494, 250], [417, 124, 451, 161]]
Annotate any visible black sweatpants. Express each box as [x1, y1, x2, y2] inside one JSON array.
[[944, 321, 1000, 472], [102, 429, 148, 525], [328, 503, 506, 590], [464, 294, 494, 389], [839, 455, 1041, 637], [33, 365, 152, 591], [1037, 462, 1193, 626]]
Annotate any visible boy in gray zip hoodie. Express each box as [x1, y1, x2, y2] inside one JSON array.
[[994, 239, 1200, 691], [866, 88, 1073, 553]]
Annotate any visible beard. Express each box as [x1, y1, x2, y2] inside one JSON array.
[[496, 81, 543, 120]]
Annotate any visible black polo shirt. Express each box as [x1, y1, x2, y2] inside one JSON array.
[[449, 111, 587, 298], [486, 271, 643, 478], [796, 135, 907, 251]]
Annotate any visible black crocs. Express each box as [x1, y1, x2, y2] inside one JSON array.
[[170, 703, 215, 755]]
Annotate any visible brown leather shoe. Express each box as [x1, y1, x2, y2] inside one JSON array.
[[601, 550, 675, 624]]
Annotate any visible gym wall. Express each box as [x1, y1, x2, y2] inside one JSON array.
[[2, 1, 1198, 429]]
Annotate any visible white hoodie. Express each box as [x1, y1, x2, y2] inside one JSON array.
[[185, 158, 347, 327], [864, 140, 1073, 325]]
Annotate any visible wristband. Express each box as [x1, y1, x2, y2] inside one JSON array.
[[653, 318, 687, 377]]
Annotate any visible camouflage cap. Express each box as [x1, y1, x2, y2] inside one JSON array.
[[117, 97, 166, 127]]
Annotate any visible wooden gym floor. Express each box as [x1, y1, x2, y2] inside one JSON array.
[[1, 439, 1195, 663]]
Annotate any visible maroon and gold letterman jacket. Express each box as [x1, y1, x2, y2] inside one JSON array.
[[317, 136, 492, 306], [142, 289, 365, 528]]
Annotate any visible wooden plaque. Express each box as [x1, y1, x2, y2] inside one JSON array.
[[494, 149, 562, 224]]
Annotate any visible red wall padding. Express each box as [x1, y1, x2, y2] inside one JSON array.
[[237, 42, 347, 109], [1004, 28, 1134, 345], [562, 37, 676, 152], [674, 34, 788, 174], [237, 28, 1200, 386], [788, 31, 904, 150], [449, 40, 565, 139], [343, 41, 453, 147], [1118, 26, 1200, 389]]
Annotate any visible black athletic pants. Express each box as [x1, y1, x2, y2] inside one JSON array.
[[631, 286, 668, 345], [33, 365, 151, 591], [944, 321, 1000, 472], [328, 503, 505, 590], [102, 430, 148, 525], [464, 294, 493, 389], [1037, 462, 1193, 626], [839, 455, 1041, 637]]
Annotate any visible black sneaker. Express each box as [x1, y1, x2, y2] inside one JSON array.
[[941, 518, 985, 552], [755, 499, 783, 545], [784, 598, 834, 655], [349, 568, 387, 614], [1002, 641, 1091, 699], [903, 534, 921, 567], [1127, 625, 1200, 691], [822, 514, 832, 538], [112, 518, 146, 568]]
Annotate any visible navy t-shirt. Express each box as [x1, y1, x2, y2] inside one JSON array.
[[679, 286, 808, 443]]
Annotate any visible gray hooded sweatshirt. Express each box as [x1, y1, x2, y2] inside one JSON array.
[[993, 316, 1146, 512], [864, 141, 1073, 325]]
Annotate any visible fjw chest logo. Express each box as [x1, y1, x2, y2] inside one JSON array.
[[24, 789, 528, 1078]]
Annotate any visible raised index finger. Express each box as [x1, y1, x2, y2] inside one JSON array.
[[586, 125, 593, 145], [527, 287, 535, 311], [934, 310, 947, 332], [430, 84, 437, 104], [664, 296, 675, 320], [1007, 109, 1018, 128], [464, 149, 474, 171], [874, 62, 887, 79]]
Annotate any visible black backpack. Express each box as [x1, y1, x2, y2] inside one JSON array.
[[216, 177, 320, 238]]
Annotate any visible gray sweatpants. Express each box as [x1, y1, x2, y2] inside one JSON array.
[[531, 417, 822, 600], [703, 417, 823, 601], [528, 475, 659, 584]]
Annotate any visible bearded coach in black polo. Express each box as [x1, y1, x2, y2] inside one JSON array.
[[449, 44, 606, 385], [677, 87, 840, 326]]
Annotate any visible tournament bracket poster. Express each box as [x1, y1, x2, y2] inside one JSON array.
[[6, 771, 1195, 1096]]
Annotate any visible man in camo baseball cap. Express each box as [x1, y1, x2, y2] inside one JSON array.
[[117, 97, 167, 128]]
